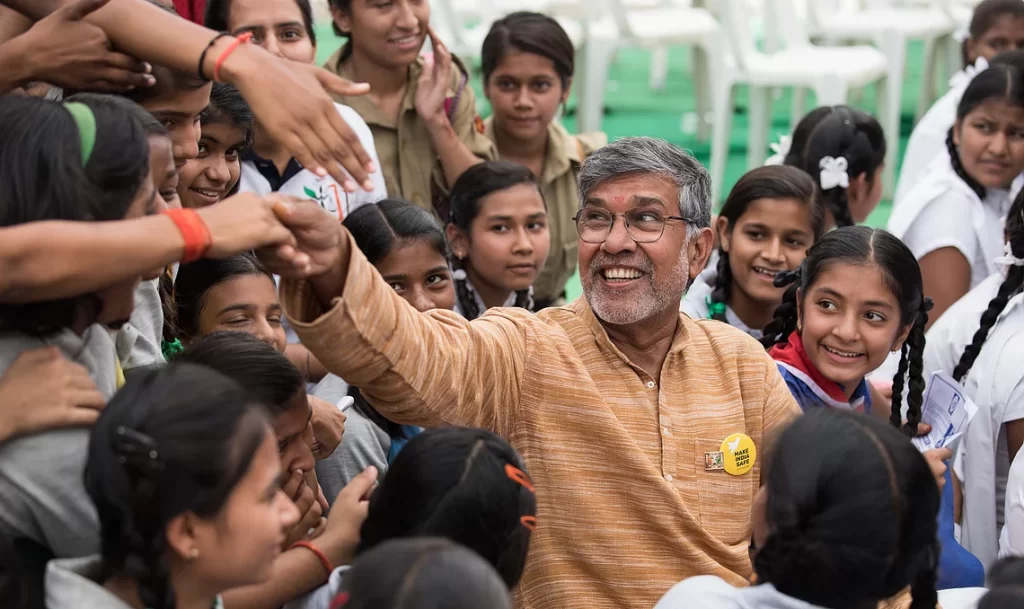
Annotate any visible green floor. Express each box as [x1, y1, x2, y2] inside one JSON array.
[[313, 24, 932, 301]]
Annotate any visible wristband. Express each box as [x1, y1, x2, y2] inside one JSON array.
[[162, 209, 212, 263], [198, 33, 232, 81], [214, 32, 254, 83], [291, 540, 334, 577]]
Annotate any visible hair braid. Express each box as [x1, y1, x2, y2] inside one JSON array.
[[907, 543, 939, 609], [892, 301, 931, 437], [825, 188, 856, 229], [890, 342, 910, 431], [953, 265, 1024, 383], [709, 251, 732, 323], [513, 287, 535, 312], [453, 263, 482, 321], [946, 128, 986, 200], [760, 270, 802, 349]]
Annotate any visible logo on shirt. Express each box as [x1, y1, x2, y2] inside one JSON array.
[[303, 183, 346, 220]]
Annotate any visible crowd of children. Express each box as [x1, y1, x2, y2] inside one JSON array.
[[3, 0, 1024, 608]]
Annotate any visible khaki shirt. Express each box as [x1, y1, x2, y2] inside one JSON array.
[[323, 46, 496, 215], [280, 229, 802, 609], [484, 117, 607, 304]]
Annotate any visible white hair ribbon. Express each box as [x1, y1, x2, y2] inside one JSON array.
[[950, 56, 989, 90], [764, 134, 792, 166], [994, 241, 1024, 273], [818, 156, 849, 191]]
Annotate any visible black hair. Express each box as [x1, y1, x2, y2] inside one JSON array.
[[787, 106, 886, 229], [481, 12, 575, 89], [754, 409, 939, 609], [948, 63, 1024, 200], [172, 252, 276, 341], [202, 83, 255, 148], [85, 364, 269, 609], [963, 0, 1024, 66], [448, 161, 543, 320], [357, 427, 536, 588], [328, 0, 351, 40], [337, 538, 513, 609], [953, 189, 1024, 382], [176, 332, 304, 418], [762, 227, 931, 437], [0, 95, 149, 336], [989, 556, 1024, 588], [343, 198, 449, 265], [979, 587, 1024, 609], [709, 165, 821, 323], [205, 0, 316, 45], [68, 92, 169, 140]]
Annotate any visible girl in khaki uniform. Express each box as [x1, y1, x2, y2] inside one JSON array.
[[481, 12, 607, 308], [324, 0, 496, 217]]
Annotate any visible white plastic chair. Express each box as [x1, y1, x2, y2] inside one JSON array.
[[575, 0, 721, 135], [710, 0, 893, 203]]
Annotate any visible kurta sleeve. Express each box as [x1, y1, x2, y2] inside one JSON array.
[[279, 230, 530, 437]]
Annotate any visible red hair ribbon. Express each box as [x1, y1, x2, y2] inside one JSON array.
[[329, 592, 350, 609], [520, 516, 537, 532], [505, 464, 534, 493]]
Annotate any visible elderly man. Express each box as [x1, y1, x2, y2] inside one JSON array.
[[269, 138, 801, 609]]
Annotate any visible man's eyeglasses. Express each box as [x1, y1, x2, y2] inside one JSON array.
[[574, 207, 695, 244]]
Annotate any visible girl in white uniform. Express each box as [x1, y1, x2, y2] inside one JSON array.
[[681, 165, 822, 339], [781, 106, 886, 230], [896, 0, 1024, 204], [889, 63, 1024, 324], [924, 197, 1024, 568]]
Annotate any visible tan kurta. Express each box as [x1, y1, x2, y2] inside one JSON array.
[[281, 228, 802, 609], [484, 118, 607, 304], [323, 46, 496, 215]]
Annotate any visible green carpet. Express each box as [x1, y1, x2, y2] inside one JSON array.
[[313, 23, 931, 301]]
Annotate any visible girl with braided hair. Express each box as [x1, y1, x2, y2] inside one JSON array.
[[45, 363, 300, 609], [783, 105, 886, 231], [923, 192, 1024, 567], [890, 62, 1024, 325], [656, 408, 941, 609], [446, 161, 550, 320], [283, 427, 537, 609], [681, 165, 821, 338]]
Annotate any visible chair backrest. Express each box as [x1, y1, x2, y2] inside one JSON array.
[[764, 0, 812, 48], [716, 0, 758, 70], [595, 0, 636, 39]]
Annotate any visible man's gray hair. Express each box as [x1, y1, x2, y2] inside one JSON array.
[[577, 137, 712, 230]]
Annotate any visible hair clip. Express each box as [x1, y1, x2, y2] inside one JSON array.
[[520, 515, 537, 532], [920, 297, 935, 314], [505, 464, 535, 493], [818, 156, 850, 191], [113, 425, 163, 471]]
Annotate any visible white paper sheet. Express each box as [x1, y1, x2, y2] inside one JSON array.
[[911, 371, 979, 453]]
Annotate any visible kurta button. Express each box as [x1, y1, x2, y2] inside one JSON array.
[[665, 474, 673, 482], [662, 427, 670, 436], [646, 381, 656, 389]]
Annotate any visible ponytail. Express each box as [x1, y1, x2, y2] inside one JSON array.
[[708, 252, 732, 323], [760, 269, 802, 349], [452, 266, 534, 320], [891, 299, 933, 437]]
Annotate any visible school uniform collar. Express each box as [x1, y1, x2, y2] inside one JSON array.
[[242, 148, 304, 192], [484, 117, 577, 186], [769, 331, 870, 411], [45, 556, 130, 609]]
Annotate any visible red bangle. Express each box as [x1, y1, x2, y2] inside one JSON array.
[[291, 540, 334, 576], [213, 32, 253, 82], [162, 209, 212, 263]]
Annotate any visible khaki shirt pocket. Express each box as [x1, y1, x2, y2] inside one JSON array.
[[693, 437, 757, 546]]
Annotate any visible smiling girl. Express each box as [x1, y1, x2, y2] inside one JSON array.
[[178, 83, 254, 209], [682, 165, 822, 338], [446, 161, 550, 319], [323, 0, 495, 215], [480, 12, 606, 307], [889, 63, 1024, 324]]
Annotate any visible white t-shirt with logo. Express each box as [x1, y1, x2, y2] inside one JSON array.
[[238, 103, 388, 219]]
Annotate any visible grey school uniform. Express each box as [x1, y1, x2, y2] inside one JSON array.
[[45, 556, 226, 609], [0, 326, 117, 559], [115, 279, 165, 372]]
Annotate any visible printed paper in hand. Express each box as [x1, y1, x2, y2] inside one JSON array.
[[911, 371, 979, 453]]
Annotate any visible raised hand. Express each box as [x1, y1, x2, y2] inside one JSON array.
[[413, 28, 454, 125], [12, 0, 153, 92], [309, 395, 346, 460]]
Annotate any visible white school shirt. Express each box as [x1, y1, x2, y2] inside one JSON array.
[[238, 103, 387, 220], [888, 157, 1014, 295], [680, 256, 762, 339], [935, 284, 1024, 569], [1001, 449, 1024, 558]]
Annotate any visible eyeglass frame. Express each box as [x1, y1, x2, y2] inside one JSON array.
[[572, 206, 699, 244]]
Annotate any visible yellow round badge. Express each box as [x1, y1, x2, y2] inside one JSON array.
[[720, 433, 756, 476]]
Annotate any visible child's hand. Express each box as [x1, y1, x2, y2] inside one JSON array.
[[320, 467, 377, 567], [413, 28, 453, 126], [923, 448, 953, 491], [309, 395, 346, 460]]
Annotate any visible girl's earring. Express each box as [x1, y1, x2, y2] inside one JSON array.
[[189, 548, 199, 560]]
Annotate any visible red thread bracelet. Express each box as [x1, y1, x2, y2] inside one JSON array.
[[213, 32, 253, 82], [291, 541, 334, 576], [162, 209, 212, 263]]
